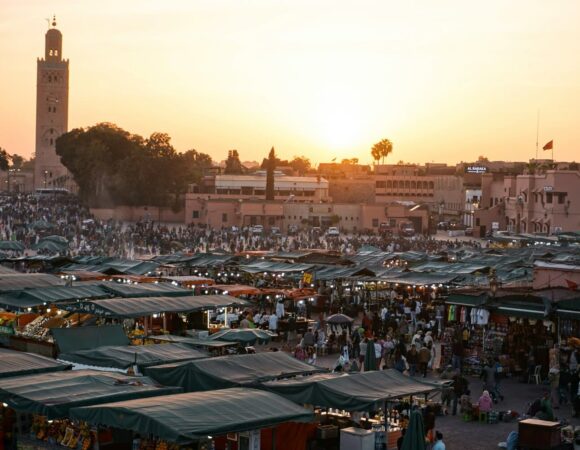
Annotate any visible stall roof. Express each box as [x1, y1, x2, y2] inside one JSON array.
[[100, 282, 192, 298], [0, 348, 71, 379], [377, 272, 459, 286], [0, 273, 64, 292], [210, 284, 261, 296], [58, 343, 208, 370], [70, 388, 313, 443], [160, 276, 215, 286], [0, 370, 181, 419], [445, 293, 488, 307], [555, 297, 580, 319], [62, 295, 249, 318], [52, 325, 130, 354], [239, 261, 315, 274], [144, 352, 327, 391], [146, 335, 235, 348], [263, 369, 447, 411], [0, 284, 110, 309], [488, 295, 548, 319]]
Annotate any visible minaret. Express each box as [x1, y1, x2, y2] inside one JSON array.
[[34, 16, 70, 190]]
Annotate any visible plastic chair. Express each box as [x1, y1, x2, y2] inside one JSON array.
[[528, 365, 542, 384]]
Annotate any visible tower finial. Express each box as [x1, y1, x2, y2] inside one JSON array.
[[52, 15, 57, 27]]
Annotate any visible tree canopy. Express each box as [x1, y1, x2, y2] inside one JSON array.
[[371, 139, 393, 165], [265, 147, 276, 201], [0, 148, 10, 172], [56, 123, 213, 207], [224, 150, 244, 175]]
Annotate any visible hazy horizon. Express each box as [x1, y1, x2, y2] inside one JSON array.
[[1, 0, 579, 165]]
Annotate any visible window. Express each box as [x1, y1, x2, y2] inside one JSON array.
[[404, 181, 410, 188], [222, 213, 228, 222], [546, 193, 553, 204], [429, 181, 434, 189], [372, 218, 379, 227], [192, 211, 199, 219], [411, 181, 416, 189], [376, 181, 386, 188], [558, 193, 566, 204], [241, 187, 253, 195], [49, 138, 53, 145]]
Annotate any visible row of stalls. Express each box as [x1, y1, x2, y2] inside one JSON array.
[[0, 347, 446, 450], [443, 289, 580, 377]]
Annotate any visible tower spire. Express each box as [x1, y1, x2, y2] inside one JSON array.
[[52, 15, 57, 28]]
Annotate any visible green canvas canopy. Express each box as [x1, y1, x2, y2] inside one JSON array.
[[58, 343, 208, 371], [146, 335, 235, 348], [208, 328, 277, 345], [0, 370, 181, 419], [100, 282, 192, 298], [70, 388, 313, 444], [0, 284, 110, 309], [0, 348, 71, 379], [52, 325, 129, 354], [144, 352, 327, 391], [262, 369, 446, 411], [0, 273, 64, 293], [62, 295, 248, 318], [445, 293, 488, 307]]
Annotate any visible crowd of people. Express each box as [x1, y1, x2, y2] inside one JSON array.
[[0, 193, 485, 258]]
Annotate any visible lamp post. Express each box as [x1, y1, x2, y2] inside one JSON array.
[[43, 170, 48, 187]]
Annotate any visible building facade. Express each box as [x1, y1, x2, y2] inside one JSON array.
[[475, 169, 580, 234], [190, 173, 330, 203], [184, 197, 429, 234], [372, 164, 464, 219], [34, 18, 70, 190]]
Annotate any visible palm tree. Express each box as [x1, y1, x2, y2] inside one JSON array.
[[371, 139, 393, 165]]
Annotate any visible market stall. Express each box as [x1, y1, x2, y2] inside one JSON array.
[[262, 369, 447, 449], [145, 334, 237, 355], [0, 370, 181, 418], [0, 370, 180, 450], [144, 352, 327, 391], [69, 388, 314, 450], [0, 347, 70, 379], [57, 343, 208, 373]]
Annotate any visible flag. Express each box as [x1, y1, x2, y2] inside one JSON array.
[[565, 279, 578, 291], [543, 140, 553, 151]]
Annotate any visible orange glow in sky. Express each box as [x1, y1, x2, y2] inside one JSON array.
[[1, 0, 580, 164]]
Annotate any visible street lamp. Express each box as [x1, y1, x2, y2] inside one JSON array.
[[44, 170, 48, 187]]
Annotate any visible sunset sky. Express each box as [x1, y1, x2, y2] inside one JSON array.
[[1, 0, 579, 165]]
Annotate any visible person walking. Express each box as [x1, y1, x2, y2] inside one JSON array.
[[407, 344, 418, 376], [418, 344, 431, 378]]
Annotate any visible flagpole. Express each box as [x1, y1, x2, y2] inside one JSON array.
[[535, 110, 539, 160]]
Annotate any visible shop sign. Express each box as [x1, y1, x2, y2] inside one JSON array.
[[543, 186, 553, 191], [466, 166, 488, 174]]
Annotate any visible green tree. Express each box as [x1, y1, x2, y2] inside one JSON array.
[[371, 139, 393, 165], [289, 155, 311, 175], [224, 150, 244, 174], [265, 147, 276, 201], [56, 123, 212, 207], [0, 148, 10, 171]]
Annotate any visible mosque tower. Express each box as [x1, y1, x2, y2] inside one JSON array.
[[34, 16, 70, 190]]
